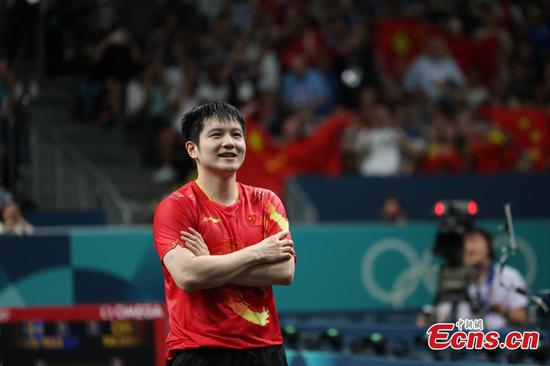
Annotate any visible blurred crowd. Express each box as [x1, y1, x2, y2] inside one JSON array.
[[0, 51, 32, 193], [0, 53, 16, 189], [4, 0, 550, 185]]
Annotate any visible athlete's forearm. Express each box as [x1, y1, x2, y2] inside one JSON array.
[[230, 257, 295, 287], [180, 247, 261, 291]]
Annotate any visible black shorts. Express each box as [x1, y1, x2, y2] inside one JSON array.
[[167, 345, 288, 366]]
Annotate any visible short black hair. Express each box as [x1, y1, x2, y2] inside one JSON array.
[[464, 227, 495, 260], [180, 102, 246, 145]]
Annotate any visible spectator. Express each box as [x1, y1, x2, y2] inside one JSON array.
[[340, 87, 378, 174], [281, 54, 331, 119], [0, 186, 13, 207], [463, 68, 489, 108], [420, 113, 465, 173], [533, 62, 550, 104], [468, 120, 515, 173], [247, 36, 281, 129], [404, 37, 465, 104], [144, 14, 181, 66], [134, 62, 174, 180], [74, 11, 105, 121], [88, 21, 141, 127], [195, 62, 231, 103], [51, 0, 549, 183], [0, 201, 34, 236], [380, 196, 407, 225], [353, 104, 404, 176], [394, 100, 425, 175], [0, 53, 14, 106], [333, 23, 378, 109], [278, 111, 309, 144], [505, 60, 533, 103], [152, 62, 199, 184]]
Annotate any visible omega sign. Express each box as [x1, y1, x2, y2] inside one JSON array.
[[99, 303, 164, 320]]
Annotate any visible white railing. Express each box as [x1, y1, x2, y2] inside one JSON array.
[[285, 178, 318, 223], [30, 127, 132, 224]]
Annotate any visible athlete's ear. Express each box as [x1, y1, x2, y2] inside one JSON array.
[[186, 141, 199, 159]]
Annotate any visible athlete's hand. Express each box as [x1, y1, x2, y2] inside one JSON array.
[[181, 227, 210, 256], [254, 230, 294, 263]]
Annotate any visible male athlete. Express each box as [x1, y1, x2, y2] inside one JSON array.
[[153, 101, 295, 365]]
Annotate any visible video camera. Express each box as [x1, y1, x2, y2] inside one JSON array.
[[432, 200, 478, 310], [432, 200, 478, 266]]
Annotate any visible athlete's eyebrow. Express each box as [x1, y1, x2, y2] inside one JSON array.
[[205, 127, 243, 134]]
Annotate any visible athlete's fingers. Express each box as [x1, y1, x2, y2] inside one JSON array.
[[186, 234, 207, 250], [181, 234, 199, 247], [184, 241, 200, 256], [183, 238, 198, 248], [282, 246, 295, 255], [184, 229, 207, 247], [275, 230, 289, 239], [181, 231, 199, 241], [279, 239, 293, 247], [188, 227, 203, 239]]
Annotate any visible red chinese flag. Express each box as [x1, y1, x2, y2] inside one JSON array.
[[376, 19, 497, 80], [238, 119, 285, 195], [238, 112, 356, 196], [442, 33, 497, 81], [481, 107, 550, 170], [284, 111, 356, 175], [376, 19, 438, 75]]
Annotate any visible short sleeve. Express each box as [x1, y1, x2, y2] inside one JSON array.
[[264, 191, 296, 262], [503, 267, 529, 310], [264, 191, 290, 237], [153, 196, 194, 262]]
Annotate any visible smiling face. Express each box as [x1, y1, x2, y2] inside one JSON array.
[[186, 117, 246, 176]]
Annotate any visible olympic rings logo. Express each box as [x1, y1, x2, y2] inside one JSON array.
[[361, 236, 536, 308]]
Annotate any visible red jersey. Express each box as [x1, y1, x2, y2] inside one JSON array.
[[153, 181, 291, 358]]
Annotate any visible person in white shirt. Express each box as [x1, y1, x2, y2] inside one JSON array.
[[404, 37, 465, 103], [435, 228, 528, 329], [354, 104, 403, 176]]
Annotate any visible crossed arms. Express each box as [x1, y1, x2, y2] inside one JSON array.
[[162, 228, 295, 292]]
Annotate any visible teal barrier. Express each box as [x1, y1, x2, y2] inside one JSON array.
[[0, 221, 548, 310], [284, 350, 503, 366], [275, 220, 550, 311]]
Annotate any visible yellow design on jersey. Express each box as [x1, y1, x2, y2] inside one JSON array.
[[267, 202, 289, 231], [227, 294, 270, 326], [202, 216, 221, 224]]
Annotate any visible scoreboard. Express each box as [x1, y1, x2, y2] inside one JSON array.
[[0, 303, 167, 366]]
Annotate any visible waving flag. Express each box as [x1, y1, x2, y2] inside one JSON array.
[[481, 107, 550, 170], [238, 111, 356, 196], [376, 19, 497, 79]]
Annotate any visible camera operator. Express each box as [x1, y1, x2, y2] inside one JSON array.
[[462, 228, 528, 328], [432, 227, 528, 329]]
